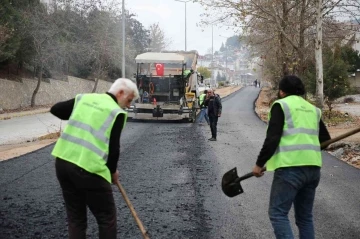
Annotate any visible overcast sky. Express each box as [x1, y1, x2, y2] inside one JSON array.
[[126, 0, 238, 55]]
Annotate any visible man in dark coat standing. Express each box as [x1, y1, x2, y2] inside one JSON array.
[[204, 89, 222, 141]]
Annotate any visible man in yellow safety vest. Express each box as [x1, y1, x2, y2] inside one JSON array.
[[197, 89, 210, 125], [51, 78, 139, 239], [252, 75, 331, 239]]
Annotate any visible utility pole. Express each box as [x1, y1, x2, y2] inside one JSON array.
[[212, 25, 214, 63], [122, 0, 126, 78], [185, 2, 187, 51], [225, 46, 228, 69], [219, 35, 230, 82], [175, 0, 191, 51], [212, 24, 214, 86]]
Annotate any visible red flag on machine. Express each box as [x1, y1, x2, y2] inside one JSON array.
[[155, 63, 164, 76]]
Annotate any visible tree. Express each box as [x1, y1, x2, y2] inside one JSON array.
[[148, 23, 170, 52], [226, 35, 242, 49], [220, 43, 225, 52], [0, 1, 21, 64], [22, 4, 60, 107], [197, 66, 211, 79], [323, 45, 350, 114], [315, 0, 324, 109], [341, 46, 360, 73], [127, 16, 149, 55], [87, 7, 124, 92], [304, 44, 351, 113], [125, 14, 150, 77], [196, 0, 360, 109], [216, 71, 221, 81]]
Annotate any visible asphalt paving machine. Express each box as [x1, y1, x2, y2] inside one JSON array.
[[127, 51, 203, 122]]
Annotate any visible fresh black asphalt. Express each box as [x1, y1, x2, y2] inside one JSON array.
[[1, 86, 359, 238]]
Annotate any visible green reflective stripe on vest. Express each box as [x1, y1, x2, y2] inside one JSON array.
[[266, 96, 322, 171], [66, 108, 123, 143], [283, 128, 319, 136], [280, 101, 294, 128], [61, 132, 108, 160], [279, 100, 320, 137], [275, 144, 322, 155], [52, 93, 127, 183], [101, 108, 123, 133], [66, 119, 108, 142]]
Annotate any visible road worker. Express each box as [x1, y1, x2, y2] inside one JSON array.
[[252, 75, 331, 239], [50, 78, 139, 239], [197, 89, 210, 125]]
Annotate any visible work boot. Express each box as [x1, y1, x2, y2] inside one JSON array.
[[208, 138, 217, 141]]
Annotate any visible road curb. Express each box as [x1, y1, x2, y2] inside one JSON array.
[[253, 88, 268, 125], [220, 87, 243, 102], [0, 108, 50, 120]]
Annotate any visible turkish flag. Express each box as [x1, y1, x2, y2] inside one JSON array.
[[155, 63, 164, 76]]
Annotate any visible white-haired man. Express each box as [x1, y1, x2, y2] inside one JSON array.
[[50, 78, 139, 239]]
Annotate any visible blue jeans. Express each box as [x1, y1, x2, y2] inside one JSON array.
[[197, 108, 209, 124], [269, 166, 321, 239]]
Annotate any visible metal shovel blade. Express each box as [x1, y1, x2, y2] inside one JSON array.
[[221, 167, 244, 198]]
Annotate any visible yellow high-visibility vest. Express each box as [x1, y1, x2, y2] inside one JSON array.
[[266, 95, 322, 171], [199, 93, 206, 105], [52, 93, 127, 182]]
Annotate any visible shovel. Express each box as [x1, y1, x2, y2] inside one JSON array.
[[221, 127, 360, 198], [115, 181, 150, 239]]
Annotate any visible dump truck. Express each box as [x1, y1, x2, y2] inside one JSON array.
[[127, 50, 203, 122]]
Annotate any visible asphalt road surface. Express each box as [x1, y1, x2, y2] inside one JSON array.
[[1, 87, 359, 238]]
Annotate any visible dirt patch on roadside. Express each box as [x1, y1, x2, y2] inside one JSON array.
[[0, 132, 59, 161], [0, 139, 57, 161], [215, 86, 242, 98], [255, 87, 360, 169]]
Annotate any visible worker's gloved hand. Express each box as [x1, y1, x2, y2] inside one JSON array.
[[111, 170, 120, 184], [252, 165, 264, 177]]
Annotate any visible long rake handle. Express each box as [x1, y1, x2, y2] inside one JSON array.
[[116, 181, 150, 239], [239, 127, 360, 181], [320, 127, 360, 149]]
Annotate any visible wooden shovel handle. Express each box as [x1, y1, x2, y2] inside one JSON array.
[[244, 127, 360, 179], [116, 181, 150, 239], [320, 127, 360, 149]]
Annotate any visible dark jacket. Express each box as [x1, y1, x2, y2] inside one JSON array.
[[204, 94, 222, 116]]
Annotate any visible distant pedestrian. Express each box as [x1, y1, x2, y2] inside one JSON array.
[[204, 89, 222, 141], [254, 79, 258, 87], [50, 78, 139, 239], [252, 75, 331, 239], [197, 90, 210, 125]]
